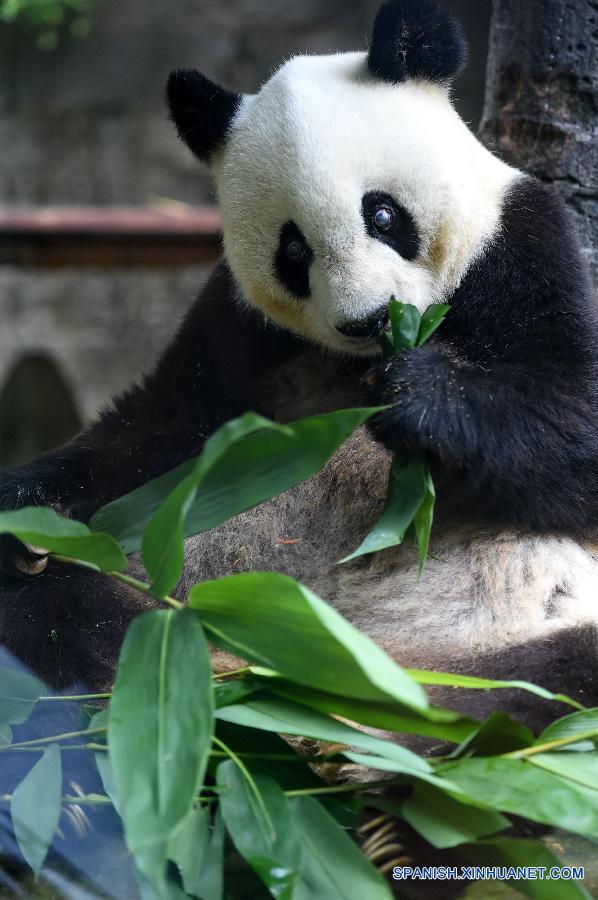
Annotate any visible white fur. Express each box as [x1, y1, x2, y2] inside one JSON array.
[[212, 52, 517, 355]]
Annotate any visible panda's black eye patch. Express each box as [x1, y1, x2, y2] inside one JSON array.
[[275, 221, 313, 299], [362, 192, 420, 261]]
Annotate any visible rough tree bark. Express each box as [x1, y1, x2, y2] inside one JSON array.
[[480, 0, 598, 288]]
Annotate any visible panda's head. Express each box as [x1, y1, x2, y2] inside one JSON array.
[[168, 0, 516, 356]]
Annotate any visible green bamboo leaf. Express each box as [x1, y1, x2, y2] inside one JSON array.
[[91, 407, 381, 556], [527, 752, 598, 789], [167, 807, 212, 899], [389, 300, 420, 350], [416, 303, 451, 346], [406, 669, 584, 710], [461, 837, 591, 900], [214, 679, 261, 710], [379, 330, 396, 360], [216, 696, 434, 775], [372, 300, 449, 573], [108, 608, 214, 891], [439, 756, 598, 838], [400, 784, 509, 848], [413, 466, 435, 576], [448, 712, 534, 759], [341, 456, 428, 562], [0, 724, 13, 745], [194, 808, 224, 900], [0, 507, 126, 572], [0, 666, 45, 726], [341, 751, 463, 794], [536, 708, 598, 745], [189, 572, 428, 713], [216, 719, 325, 793], [95, 751, 119, 812], [218, 761, 300, 899], [142, 414, 289, 597], [292, 796, 392, 900], [11, 743, 62, 875], [256, 678, 478, 743]]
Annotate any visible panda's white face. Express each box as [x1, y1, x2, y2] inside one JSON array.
[[213, 52, 516, 356]]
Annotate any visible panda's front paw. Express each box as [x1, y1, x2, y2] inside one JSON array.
[[364, 344, 478, 465]]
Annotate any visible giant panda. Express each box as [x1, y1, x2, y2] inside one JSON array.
[[1, 0, 598, 737]]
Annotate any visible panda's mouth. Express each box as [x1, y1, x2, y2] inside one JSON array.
[[335, 307, 390, 340], [330, 330, 386, 358]]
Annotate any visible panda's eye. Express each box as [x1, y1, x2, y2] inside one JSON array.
[[275, 221, 313, 299], [373, 207, 394, 232], [362, 191, 420, 261], [286, 239, 306, 261]]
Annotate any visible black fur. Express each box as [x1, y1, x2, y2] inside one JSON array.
[[0, 264, 298, 527], [166, 69, 242, 161], [368, 0, 468, 85], [0, 263, 303, 687], [367, 177, 598, 537], [362, 191, 420, 261], [274, 220, 314, 298], [427, 625, 598, 735]]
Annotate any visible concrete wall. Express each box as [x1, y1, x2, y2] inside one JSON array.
[[0, 0, 491, 464]]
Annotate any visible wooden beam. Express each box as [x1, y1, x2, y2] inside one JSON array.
[[0, 206, 223, 268]]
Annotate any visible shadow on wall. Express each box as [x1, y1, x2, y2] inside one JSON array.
[[0, 354, 81, 467]]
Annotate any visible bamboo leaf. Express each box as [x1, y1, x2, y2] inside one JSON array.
[[11, 744, 62, 875], [413, 466, 435, 576], [439, 756, 598, 838], [189, 572, 428, 713], [400, 784, 509, 848], [142, 414, 289, 597], [193, 808, 224, 900], [108, 609, 214, 891], [254, 678, 478, 743], [0, 507, 126, 572], [218, 761, 300, 899], [341, 456, 428, 562], [292, 796, 392, 900], [0, 666, 45, 726], [389, 300, 420, 350], [167, 807, 211, 898], [536, 709, 598, 745], [91, 408, 381, 556], [216, 696, 433, 774], [406, 669, 584, 710], [416, 303, 451, 346], [448, 712, 534, 759]]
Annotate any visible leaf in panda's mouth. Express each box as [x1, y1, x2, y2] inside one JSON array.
[[341, 299, 450, 574]]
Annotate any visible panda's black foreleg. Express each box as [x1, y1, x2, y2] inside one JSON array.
[[365, 342, 598, 536]]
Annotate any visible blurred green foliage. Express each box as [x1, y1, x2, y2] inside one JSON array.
[[0, 0, 93, 50]]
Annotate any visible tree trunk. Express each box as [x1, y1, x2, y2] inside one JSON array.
[[479, 0, 598, 288]]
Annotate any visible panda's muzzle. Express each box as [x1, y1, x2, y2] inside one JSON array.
[[336, 307, 389, 339]]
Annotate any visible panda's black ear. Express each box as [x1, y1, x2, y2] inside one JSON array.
[[368, 0, 467, 85], [166, 69, 242, 162]]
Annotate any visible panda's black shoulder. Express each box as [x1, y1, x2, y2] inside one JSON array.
[[445, 175, 597, 369]]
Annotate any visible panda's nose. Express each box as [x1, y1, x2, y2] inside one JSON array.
[[336, 307, 389, 339]]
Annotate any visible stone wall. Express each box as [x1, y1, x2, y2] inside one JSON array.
[[0, 0, 491, 464]]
